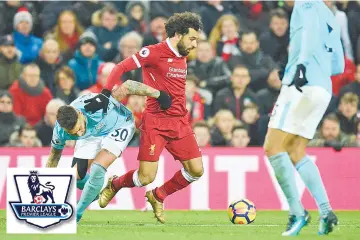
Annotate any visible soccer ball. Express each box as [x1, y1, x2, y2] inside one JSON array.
[[228, 199, 256, 224], [33, 195, 43, 204]]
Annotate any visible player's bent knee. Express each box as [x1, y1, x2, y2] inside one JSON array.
[[138, 172, 156, 186], [188, 165, 203, 178], [183, 157, 203, 179]]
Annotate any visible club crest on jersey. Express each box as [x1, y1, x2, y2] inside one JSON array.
[[149, 144, 156, 156], [168, 58, 173, 62], [9, 170, 73, 229], [139, 47, 150, 58]]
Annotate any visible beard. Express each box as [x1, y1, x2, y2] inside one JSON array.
[[177, 38, 192, 56]]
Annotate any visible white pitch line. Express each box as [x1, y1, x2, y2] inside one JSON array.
[[80, 224, 280, 227], [80, 224, 358, 228]]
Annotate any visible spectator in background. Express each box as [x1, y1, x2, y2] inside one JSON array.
[[193, 121, 212, 147], [334, 0, 352, 13], [113, 31, 143, 82], [230, 125, 250, 148], [208, 15, 240, 61], [259, 8, 289, 66], [347, 0, 360, 64], [228, 31, 277, 92], [357, 35, 360, 67], [210, 109, 237, 146], [13, 10, 42, 64], [331, 55, 356, 96], [0, 91, 26, 146], [276, 0, 294, 19], [256, 69, 282, 115], [308, 113, 359, 148], [110, 1, 129, 13], [149, 1, 197, 20], [36, 39, 63, 95], [86, 62, 115, 94], [241, 103, 261, 146], [229, 1, 271, 36], [72, 1, 105, 29], [68, 31, 103, 90], [125, 2, 146, 34], [324, 0, 354, 62], [8, 123, 42, 147], [0, 1, 38, 36], [9, 64, 52, 126], [339, 64, 360, 109], [46, 10, 84, 62], [38, 1, 73, 34], [35, 98, 65, 146], [55, 66, 79, 104], [185, 75, 212, 124], [200, 1, 231, 36], [113, 31, 142, 63], [187, 40, 231, 95], [0, 34, 22, 90], [213, 65, 258, 120], [336, 93, 359, 135], [89, 4, 130, 62], [142, 16, 167, 46]]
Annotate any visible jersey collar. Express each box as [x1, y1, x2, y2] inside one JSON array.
[[166, 38, 182, 58]]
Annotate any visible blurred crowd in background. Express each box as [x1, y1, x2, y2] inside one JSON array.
[[0, 0, 359, 149]]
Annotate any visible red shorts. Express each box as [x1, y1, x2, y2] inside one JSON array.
[[137, 112, 202, 162]]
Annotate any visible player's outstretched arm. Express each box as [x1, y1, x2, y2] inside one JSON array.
[[112, 80, 172, 110], [45, 147, 63, 168], [84, 57, 140, 114], [113, 80, 160, 99]]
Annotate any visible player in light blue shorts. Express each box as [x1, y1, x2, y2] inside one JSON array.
[[264, 0, 345, 236], [45, 80, 171, 222]]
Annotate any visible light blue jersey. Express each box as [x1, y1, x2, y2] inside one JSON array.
[[282, 0, 345, 93], [51, 93, 134, 150]]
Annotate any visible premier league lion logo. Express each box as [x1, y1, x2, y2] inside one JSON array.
[[28, 171, 56, 204], [9, 170, 73, 229]]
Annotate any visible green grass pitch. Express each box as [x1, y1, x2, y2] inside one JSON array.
[[1, 210, 360, 240]]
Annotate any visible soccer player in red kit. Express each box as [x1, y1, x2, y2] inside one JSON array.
[[83, 12, 204, 223]]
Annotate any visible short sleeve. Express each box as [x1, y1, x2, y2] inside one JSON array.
[[51, 123, 66, 150], [131, 45, 158, 68]]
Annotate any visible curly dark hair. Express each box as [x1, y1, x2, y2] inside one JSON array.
[[57, 105, 78, 130], [165, 12, 203, 38]]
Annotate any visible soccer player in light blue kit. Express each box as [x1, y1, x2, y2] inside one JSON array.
[[45, 80, 171, 222], [264, 0, 344, 236]]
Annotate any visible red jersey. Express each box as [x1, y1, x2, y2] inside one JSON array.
[[106, 39, 188, 117]]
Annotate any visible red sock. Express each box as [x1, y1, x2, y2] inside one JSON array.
[[112, 170, 136, 191], [154, 170, 190, 202]]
